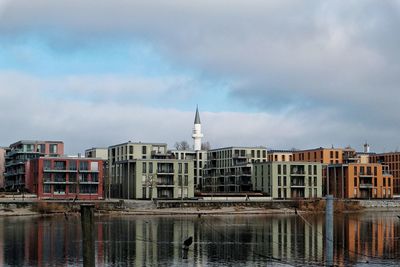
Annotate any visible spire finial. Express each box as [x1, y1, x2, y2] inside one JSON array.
[[194, 105, 201, 124]]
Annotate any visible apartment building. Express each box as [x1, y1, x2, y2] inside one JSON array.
[[292, 147, 353, 164], [203, 146, 267, 193], [4, 140, 64, 191], [370, 152, 400, 195], [327, 163, 393, 199], [267, 150, 293, 162], [26, 156, 103, 200], [252, 161, 323, 199], [170, 150, 207, 191], [0, 147, 9, 189], [85, 147, 109, 197], [108, 142, 194, 199]]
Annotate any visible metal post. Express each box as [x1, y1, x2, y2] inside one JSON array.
[[127, 162, 130, 200], [81, 204, 95, 267], [325, 195, 334, 267]]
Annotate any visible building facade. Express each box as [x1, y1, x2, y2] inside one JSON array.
[[327, 163, 393, 199], [4, 140, 64, 191], [108, 142, 195, 199], [0, 147, 10, 189], [85, 147, 109, 197], [370, 152, 400, 195], [203, 147, 267, 193], [252, 162, 323, 199], [26, 157, 104, 200], [170, 150, 207, 191], [267, 150, 293, 162]]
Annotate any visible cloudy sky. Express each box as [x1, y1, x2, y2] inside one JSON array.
[[0, 0, 399, 154]]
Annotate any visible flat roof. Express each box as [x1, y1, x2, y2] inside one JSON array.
[[108, 141, 167, 148], [208, 146, 267, 152]]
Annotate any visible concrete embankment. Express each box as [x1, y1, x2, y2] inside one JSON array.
[[0, 197, 399, 216]]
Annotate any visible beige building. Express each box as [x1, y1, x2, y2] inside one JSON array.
[[203, 146, 267, 193], [0, 147, 10, 189], [170, 150, 207, 191], [252, 161, 323, 199], [108, 142, 194, 199], [85, 147, 108, 160]]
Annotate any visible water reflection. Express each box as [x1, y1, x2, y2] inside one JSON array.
[[0, 212, 399, 266]]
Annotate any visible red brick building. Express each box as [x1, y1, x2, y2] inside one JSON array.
[[26, 157, 103, 200]]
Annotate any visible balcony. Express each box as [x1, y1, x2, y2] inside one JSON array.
[[291, 171, 305, 176], [359, 183, 373, 189], [291, 182, 305, 188], [157, 169, 174, 174], [359, 172, 373, 177], [43, 168, 78, 173]]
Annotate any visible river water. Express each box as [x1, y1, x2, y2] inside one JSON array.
[[0, 211, 399, 266]]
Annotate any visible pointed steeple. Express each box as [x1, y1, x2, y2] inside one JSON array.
[[194, 105, 201, 124]]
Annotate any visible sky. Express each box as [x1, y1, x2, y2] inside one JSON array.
[[1, 0, 400, 154]]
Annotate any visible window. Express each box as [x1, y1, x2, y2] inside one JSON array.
[[308, 165, 312, 175], [278, 176, 281, 186], [54, 161, 66, 170], [69, 173, 77, 182], [129, 146, 133, 154], [92, 173, 98, 182], [388, 178, 391, 187], [354, 167, 357, 175], [354, 177, 357, 186], [313, 177, 317, 186], [308, 177, 312, 186], [69, 160, 77, 170], [179, 175, 182, 186], [335, 151, 339, 158], [43, 173, 52, 182], [278, 188, 281, 198], [184, 163, 188, 174], [79, 161, 88, 170], [278, 165, 281, 175], [44, 160, 51, 170], [178, 163, 182, 173], [354, 188, 357, 197], [314, 188, 317, 197], [54, 173, 66, 182], [314, 165, 317, 175], [185, 175, 188, 186], [54, 184, 66, 195], [43, 184, 51, 193], [383, 178, 386, 187], [330, 151, 333, 158], [142, 146, 147, 154], [309, 188, 312, 198], [142, 162, 147, 173], [257, 150, 261, 158], [283, 177, 287, 186], [374, 178, 377, 187], [69, 185, 76, 193], [50, 144, 58, 154], [283, 165, 287, 175], [149, 162, 153, 173]]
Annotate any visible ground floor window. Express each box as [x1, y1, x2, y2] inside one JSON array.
[[54, 184, 66, 195], [79, 184, 98, 194], [43, 184, 51, 193]]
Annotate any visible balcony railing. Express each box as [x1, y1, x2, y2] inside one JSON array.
[[359, 183, 373, 189], [157, 169, 174, 174]]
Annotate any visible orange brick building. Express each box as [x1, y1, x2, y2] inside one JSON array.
[[327, 163, 393, 199], [292, 147, 357, 164], [370, 152, 400, 195]]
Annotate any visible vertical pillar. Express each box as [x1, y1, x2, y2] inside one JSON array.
[[325, 195, 334, 267], [81, 204, 95, 267], [127, 162, 130, 200]]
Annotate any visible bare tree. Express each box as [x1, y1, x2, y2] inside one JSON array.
[[201, 142, 211, 150], [174, 141, 190, 150]]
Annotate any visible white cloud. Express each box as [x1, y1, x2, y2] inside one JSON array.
[[0, 1, 400, 152]]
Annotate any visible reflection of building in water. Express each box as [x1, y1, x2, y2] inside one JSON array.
[[335, 214, 399, 263], [263, 216, 324, 263]]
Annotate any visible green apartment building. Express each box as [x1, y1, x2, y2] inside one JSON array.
[[108, 142, 194, 199], [252, 162, 323, 199], [203, 146, 267, 193]]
